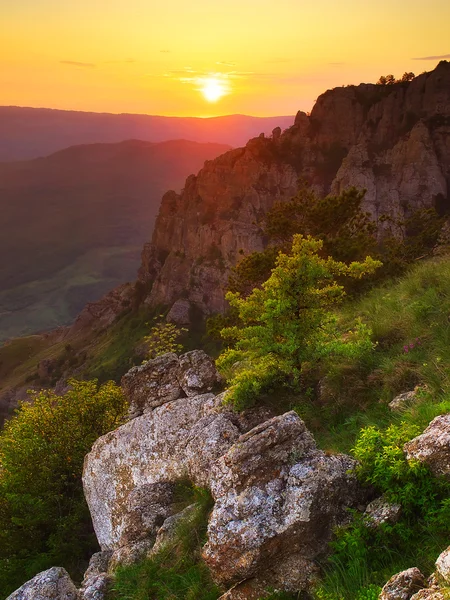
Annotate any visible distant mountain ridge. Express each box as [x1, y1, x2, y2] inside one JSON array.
[[0, 138, 230, 340], [0, 108, 294, 161]]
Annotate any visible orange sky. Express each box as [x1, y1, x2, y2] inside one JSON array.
[[1, 0, 449, 117]]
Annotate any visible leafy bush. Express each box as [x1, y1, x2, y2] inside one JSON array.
[[217, 235, 380, 409], [315, 421, 450, 600], [0, 379, 127, 597]]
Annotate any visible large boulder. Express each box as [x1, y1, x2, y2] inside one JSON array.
[[204, 412, 361, 590], [379, 568, 426, 600], [83, 358, 364, 596], [6, 567, 79, 600], [404, 414, 450, 479], [436, 546, 450, 584], [121, 350, 222, 419], [83, 392, 241, 550]]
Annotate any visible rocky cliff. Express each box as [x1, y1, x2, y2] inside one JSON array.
[[138, 62, 450, 316]]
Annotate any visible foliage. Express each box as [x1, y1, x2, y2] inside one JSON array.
[[110, 486, 220, 600], [377, 73, 415, 85], [314, 419, 450, 600], [0, 379, 127, 597], [217, 235, 380, 408], [228, 187, 377, 297], [143, 318, 187, 360]]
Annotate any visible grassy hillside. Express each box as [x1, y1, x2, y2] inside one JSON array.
[[0, 139, 229, 341]]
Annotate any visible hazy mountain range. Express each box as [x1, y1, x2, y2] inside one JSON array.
[[0, 139, 230, 341], [0, 107, 294, 161]]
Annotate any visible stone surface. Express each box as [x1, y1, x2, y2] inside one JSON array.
[[151, 504, 198, 555], [404, 414, 450, 479], [6, 567, 79, 600], [177, 350, 222, 397], [410, 590, 446, 600], [83, 374, 362, 594], [203, 412, 362, 588], [365, 495, 402, 528], [81, 551, 112, 585], [436, 546, 450, 584], [79, 574, 112, 600], [379, 568, 426, 600], [121, 353, 181, 419], [166, 299, 191, 325], [83, 391, 240, 550], [389, 391, 418, 412]]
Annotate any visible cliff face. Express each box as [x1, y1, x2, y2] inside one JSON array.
[[138, 62, 450, 317]]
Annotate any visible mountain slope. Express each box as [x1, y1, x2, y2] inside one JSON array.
[[0, 139, 230, 340], [0, 109, 294, 161], [138, 62, 450, 316]]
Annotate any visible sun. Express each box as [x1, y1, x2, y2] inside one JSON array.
[[200, 78, 227, 102]]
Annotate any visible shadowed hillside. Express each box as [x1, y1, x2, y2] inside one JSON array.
[[0, 139, 230, 340]]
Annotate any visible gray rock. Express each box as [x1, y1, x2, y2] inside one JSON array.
[[120, 482, 174, 546], [389, 391, 418, 412], [203, 412, 361, 587], [121, 353, 181, 418], [410, 590, 446, 600], [404, 414, 450, 479], [79, 574, 112, 600], [166, 299, 191, 325], [365, 496, 402, 528], [151, 504, 198, 554], [177, 350, 222, 397], [81, 551, 112, 585], [83, 392, 233, 551], [379, 568, 426, 600], [436, 546, 450, 584], [6, 567, 78, 600]]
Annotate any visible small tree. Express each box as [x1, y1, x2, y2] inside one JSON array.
[[143, 320, 187, 360], [217, 235, 381, 408]]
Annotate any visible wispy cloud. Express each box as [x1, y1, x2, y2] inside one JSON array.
[[60, 60, 96, 68], [216, 61, 236, 67], [412, 53, 450, 60]]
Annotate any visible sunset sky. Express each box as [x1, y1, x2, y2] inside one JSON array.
[[1, 0, 449, 117]]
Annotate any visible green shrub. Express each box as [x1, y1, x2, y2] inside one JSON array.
[[0, 379, 127, 597], [143, 319, 187, 360], [217, 235, 380, 409]]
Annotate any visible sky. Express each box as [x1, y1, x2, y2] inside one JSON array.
[[1, 0, 449, 117]]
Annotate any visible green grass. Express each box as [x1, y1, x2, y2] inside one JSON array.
[[109, 487, 220, 600]]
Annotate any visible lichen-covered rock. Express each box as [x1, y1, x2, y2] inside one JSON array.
[[81, 551, 112, 585], [119, 482, 174, 546], [151, 504, 198, 555], [83, 392, 240, 550], [404, 414, 450, 479], [79, 574, 112, 600], [203, 412, 362, 588], [389, 390, 418, 412], [365, 495, 402, 528], [177, 350, 222, 397], [410, 590, 446, 600], [6, 567, 79, 600], [121, 353, 181, 418], [379, 568, 426, 600], [436, 546, 450, 584]]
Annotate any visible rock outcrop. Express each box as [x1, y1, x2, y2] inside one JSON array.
[[404, 414, 450, 479], [379, 567, 426, 600], [82, 353, 364, 596], [137, 62, 450, 316], [6, 568, 79, 600]]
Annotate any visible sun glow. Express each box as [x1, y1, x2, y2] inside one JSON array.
[[200, 77, 228, 102]]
